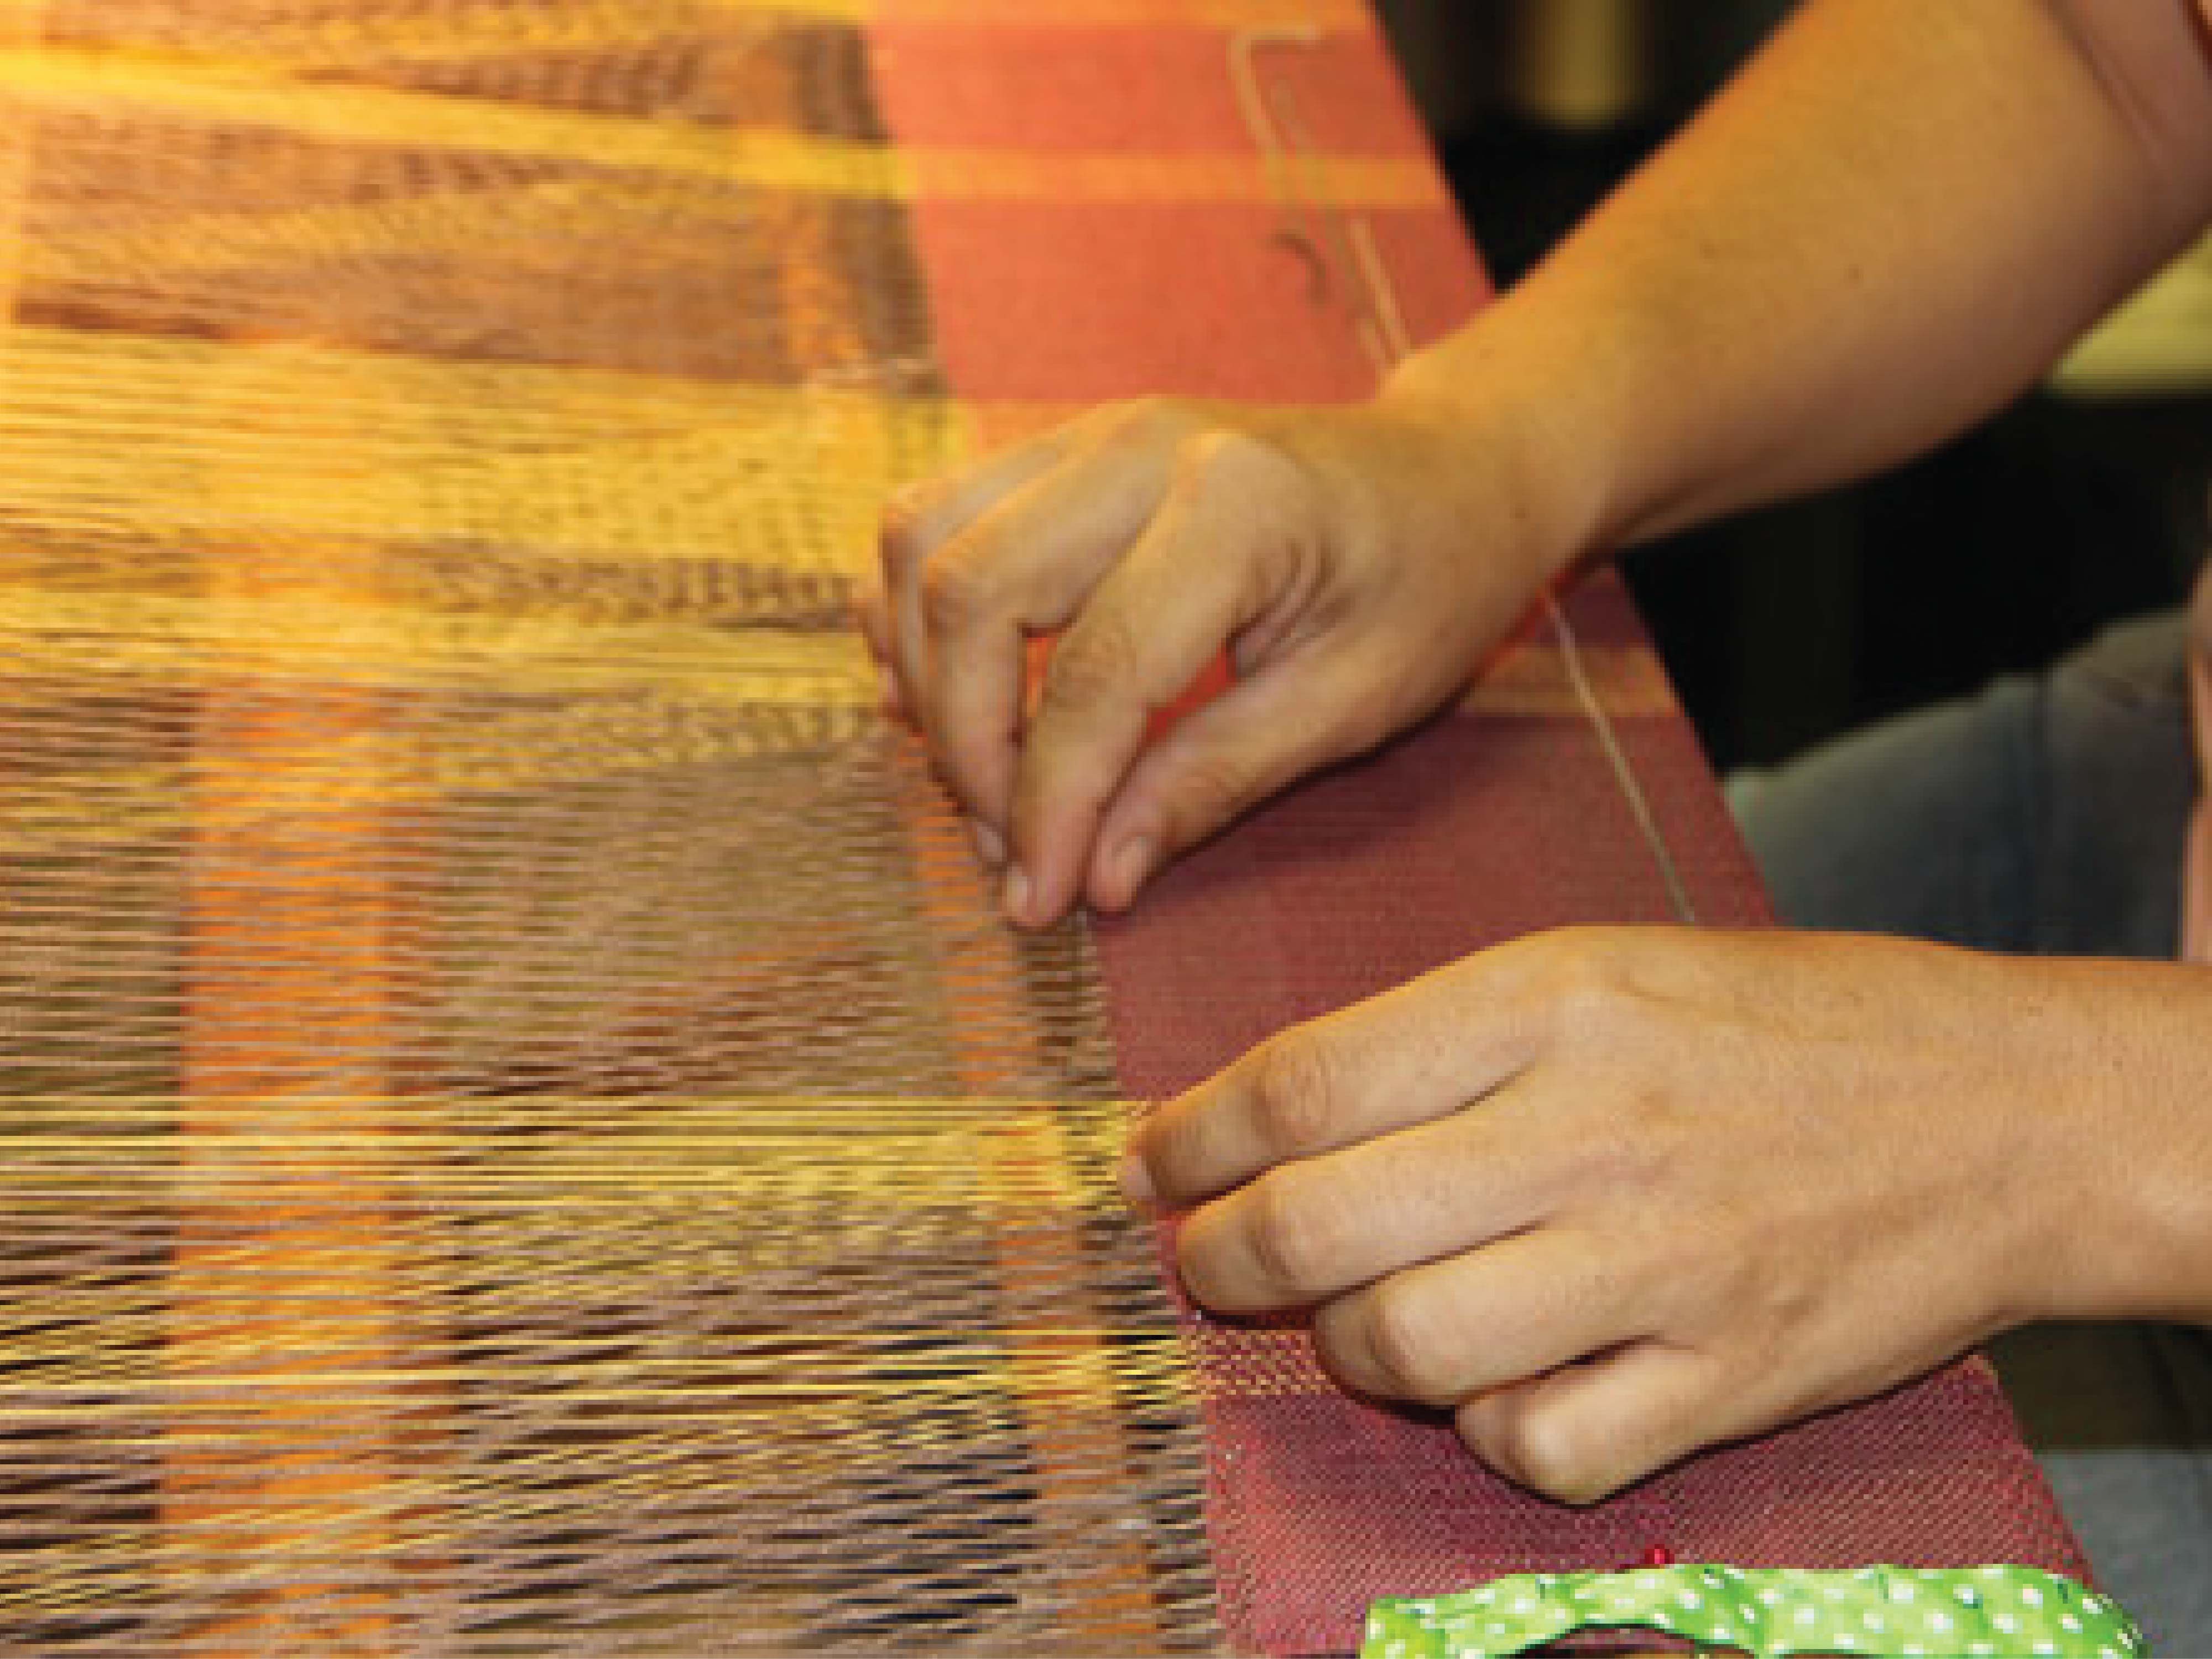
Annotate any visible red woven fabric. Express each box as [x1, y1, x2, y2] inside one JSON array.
[[874, 9, 2086, 1656], [1094, 645, 2086, 1650]]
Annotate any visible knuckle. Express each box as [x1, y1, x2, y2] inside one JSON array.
[[1165, 747, 1258, 835], [1691, 1217, 1796, 1337], [1244, 1035, 1340, 1159], [1243, 1166, 1335, 1301], [1170, 427, 1270, 493], [1325, 690, 1399, 760], [1090, 393, 1190, 453], [1483, 1400, 1611, 1506], [878, 483, 937, 573], [1557, 1089, 1660, 1190], [918, 545, 990, 635], [1364, 1284, 1456, 1404], [1172, 1222, 1224, 1307], [1515, 1419, 1605, 1506], [1037, 615, 1141, 723], [851, 580, 888, 640], [1532, 928, 1640, 1042]]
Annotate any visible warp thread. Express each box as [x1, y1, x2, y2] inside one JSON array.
[[1228, 22, 1699, 926]]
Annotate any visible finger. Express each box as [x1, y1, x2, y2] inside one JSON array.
[[915, 443, 1180, 831], [1129, 943, 1552, 1208], [1310, 1228, 1653, 1408], [1084, 640, 1390, 912], [1454, 1341, 1726, 1505], [1172, 1098, 1564, 1314], [1001, 438, 1311, 926], [879, 437, 1068, 725], [853, 576, 890, 661], [851, 580, 906, 719]]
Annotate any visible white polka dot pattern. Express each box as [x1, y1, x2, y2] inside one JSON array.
[[1359, 1564, 2146, 1658]]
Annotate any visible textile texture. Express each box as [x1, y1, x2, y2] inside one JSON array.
[[1361, 1565, 2145, 1659], [0, 1, 2079, 1655]]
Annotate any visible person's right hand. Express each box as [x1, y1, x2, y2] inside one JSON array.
[[857, 385, 1597, 927]]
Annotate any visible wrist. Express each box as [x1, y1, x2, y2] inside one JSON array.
[[1376, 281, 1677, 582], [2004, 962, 2212, 1328], [1371, 333, 1611, 591]]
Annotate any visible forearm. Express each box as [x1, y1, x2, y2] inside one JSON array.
[[1387, 0, 2212, 565]]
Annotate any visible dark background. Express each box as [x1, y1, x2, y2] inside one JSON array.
[[1374, 0, 2212, 775]]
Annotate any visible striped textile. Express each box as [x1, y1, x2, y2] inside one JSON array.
[[0, 1, 2080, 1653]]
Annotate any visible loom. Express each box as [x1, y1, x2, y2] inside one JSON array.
[[0, 1, 2086, 1652]]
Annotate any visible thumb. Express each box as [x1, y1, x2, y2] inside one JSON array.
[[1084, 639, 1401, 911]]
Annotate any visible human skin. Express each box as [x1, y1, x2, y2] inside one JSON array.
[[860, 0, 2212, 1500], [1129, 928, 2212, 1501]]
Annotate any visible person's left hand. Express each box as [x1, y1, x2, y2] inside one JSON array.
[[1125, 926, 2197, 1502]]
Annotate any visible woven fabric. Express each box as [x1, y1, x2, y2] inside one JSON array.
[[0, 1, 2082, 1655], [1094, 634, 2089, 1651], [881, 13, 2091, 1659], [0, 3, 1216, 1651]]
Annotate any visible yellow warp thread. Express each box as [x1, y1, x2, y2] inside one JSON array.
[[0, 44, 1441, 207], [0, 585, 875, 701], [0, 1094, 1322, 1430], [122, 0, 1375, 70], [0, 326, 973, 566], [0, 698, 865, 855]]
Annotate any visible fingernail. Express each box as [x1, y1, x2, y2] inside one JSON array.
[[1108, 835, 1155, 906], [968, 817, 1006, 868], [1002, 864, 1032, 926], [1118, 1151, 1156, 1206]]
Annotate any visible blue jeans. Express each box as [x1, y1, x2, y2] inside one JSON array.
[[1729, 610, 2212, 1652]]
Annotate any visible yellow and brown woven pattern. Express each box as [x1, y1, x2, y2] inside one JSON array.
[[0, 1, 2094, 1652], [0, 2, 1225, 1650]]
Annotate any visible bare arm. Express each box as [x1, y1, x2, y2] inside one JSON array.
[[881, 0, 2212, 1501], [867, 0, 2212, 926], [1391, 0, 2212, 562]]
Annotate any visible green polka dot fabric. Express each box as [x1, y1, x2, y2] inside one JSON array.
[[1360, 1563, 2147, 1658]]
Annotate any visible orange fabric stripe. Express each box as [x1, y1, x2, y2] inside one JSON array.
[[891, 742, 1173, 1645], [165, 374, 438, 1649]]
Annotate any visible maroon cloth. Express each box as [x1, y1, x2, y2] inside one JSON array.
[[871, 11, 2086, 1654], [1094, 597, 2085, 1650]]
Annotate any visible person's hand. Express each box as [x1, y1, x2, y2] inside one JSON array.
[[1125, 926, 2212, 1502], [857, 389, 1592, 927]]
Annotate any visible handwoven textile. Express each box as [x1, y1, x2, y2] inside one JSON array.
[[0, 1, 2079, 1655]]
